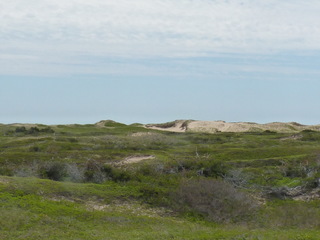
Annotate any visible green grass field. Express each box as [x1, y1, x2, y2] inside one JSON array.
[[1, 121, 320, 239]]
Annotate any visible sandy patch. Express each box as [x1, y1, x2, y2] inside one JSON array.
[[280, 134, 303, 141], [86, 200, 173, 217], [116, 155, 155, 166], [147, 126, 185, 133], [0, 177, 9, 184], [48, 196, 75, 203], [86, 201, 107, 211], [293, 189, 320, 201]]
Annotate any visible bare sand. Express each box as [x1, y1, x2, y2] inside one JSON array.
[[145, 120, 320, 133], [115, 155, 155, 166]]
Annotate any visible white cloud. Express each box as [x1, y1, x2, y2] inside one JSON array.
[[1, 0, 320, 76]]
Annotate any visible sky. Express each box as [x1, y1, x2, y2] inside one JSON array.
[[1, 0, 320, 125]]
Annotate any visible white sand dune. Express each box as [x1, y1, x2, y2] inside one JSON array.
[[145, 120, 320, 133]]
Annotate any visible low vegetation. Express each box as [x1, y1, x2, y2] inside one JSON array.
[[0, 121, 320, 239]]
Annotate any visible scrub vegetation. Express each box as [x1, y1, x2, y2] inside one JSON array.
[[0, 120, 320, 239]]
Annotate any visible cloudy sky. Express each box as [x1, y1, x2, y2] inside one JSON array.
[[1, 0, 320, 125]]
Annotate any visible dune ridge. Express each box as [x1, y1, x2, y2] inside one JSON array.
[[145, 120, 320, 133]]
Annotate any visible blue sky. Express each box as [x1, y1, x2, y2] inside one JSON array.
[[1, 0, 320, 125]]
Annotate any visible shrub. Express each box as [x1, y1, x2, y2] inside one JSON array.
[[263, 130, 276, 134], [281, 164, 309, 178], [29, 146, 40, 152], [103, 165, 131, 182], [199, 160, 227, 178], [84, 160, 106, 183], [171, 179, 259, 223], [0, 167, 14, 176], [39, 162, 67, 181], [27, 127, 40, 135], [66, 163, 85, 182], [110, 169, 131, 182], [224, 169, 251, 188], [83, 161, 131, 183], [39, 127, 55, 133], [15, 127, 27, 133], [139, 185, 165, 204]]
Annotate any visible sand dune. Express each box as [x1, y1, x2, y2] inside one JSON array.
[[145, 120, 320, 133]]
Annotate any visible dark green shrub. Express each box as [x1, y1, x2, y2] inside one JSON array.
[[301, 129, 316, 133], [110, 169, 131, 182], [102, 165, 113, 176], [283, 165, 308, 178], [0, 167, 14, 176], [82, 161, 131, 183], [102, 165, 131, 182], [39, 162, 67, 181], [15, 126, 27, 133], [27, 127, 40, 135], [139, 185, 165, 204], [39, 127, 55, 133], [201, 160, 227, 178], [263, 130, 277, 134], [29, 146, 40, 152], [67, 138, 78, 143], [84, 160, 106, 183], [305, 177, 320, 189]]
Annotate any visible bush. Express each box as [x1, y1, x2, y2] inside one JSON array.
[[0, 167, 14, 176], [84, 160, 106, 183], [83, 161, 131, 183], [224, 169, 251, 188], [66, 163, 85, 182], [102, 165, 131, 182], [197, 160, 227, 178], [15, 127, 27, 133], [39, 127, 55, 133], [139, 185, 165, 204], [29, 146, 40, 152], [171, 179, 259, 223], [39, 162, 67, 181], [27, 127, 40, 135]]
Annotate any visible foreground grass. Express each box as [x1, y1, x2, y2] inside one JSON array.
[[1, 176, 320, 240]]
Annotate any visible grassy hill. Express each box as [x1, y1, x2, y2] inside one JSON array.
[[0, 121, 320, 239]]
